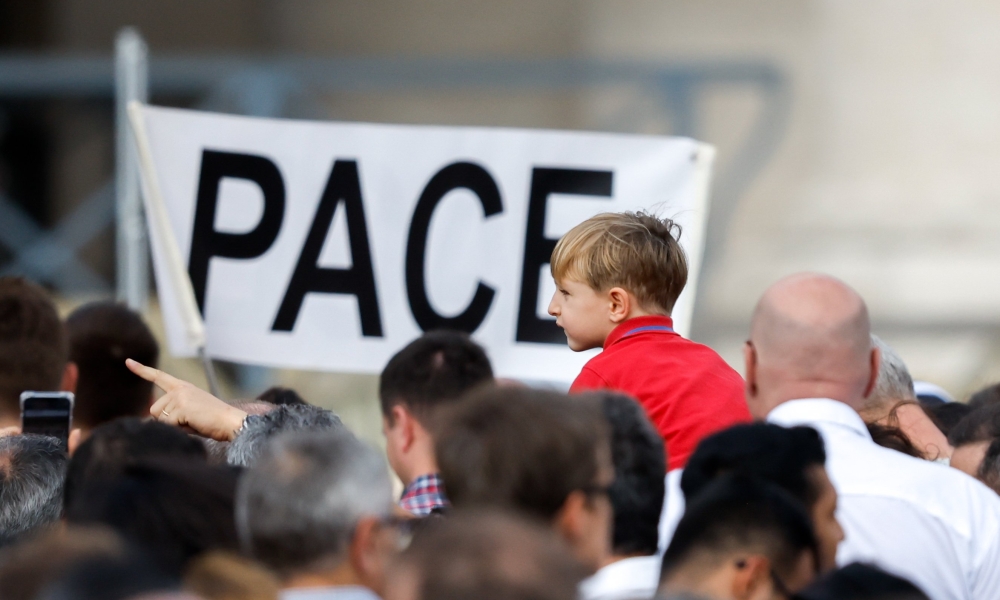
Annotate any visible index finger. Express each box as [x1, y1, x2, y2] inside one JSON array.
[[126, 358, 183, 392]]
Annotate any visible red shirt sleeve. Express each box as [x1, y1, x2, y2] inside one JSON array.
[[570, 367, 610, 393]]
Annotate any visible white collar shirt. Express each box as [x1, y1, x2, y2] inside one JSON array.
[[281, 586, 381, 600], [579, 555, 661, 600], [768, 398, 1000, 600], [657, 469, 685, 556]]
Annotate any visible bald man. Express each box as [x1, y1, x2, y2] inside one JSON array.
[[746, 273, 1000, 600]]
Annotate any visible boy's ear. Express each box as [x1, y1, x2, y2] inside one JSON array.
[[607, 287, 631, 323]]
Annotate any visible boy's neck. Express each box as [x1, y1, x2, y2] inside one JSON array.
[[620, 306, 669, 321]]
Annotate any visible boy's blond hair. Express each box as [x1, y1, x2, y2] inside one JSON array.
[[550, 212, 687, 314]]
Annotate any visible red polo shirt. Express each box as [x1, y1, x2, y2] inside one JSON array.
[[570, 315, 751, 471]]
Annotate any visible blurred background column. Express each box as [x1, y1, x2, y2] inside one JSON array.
[[114, 27, 148, 311]]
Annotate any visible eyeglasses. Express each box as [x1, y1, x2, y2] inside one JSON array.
[[580, 483, 613, 500]]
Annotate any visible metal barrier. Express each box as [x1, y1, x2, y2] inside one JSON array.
[[0, 34, 790, 304]]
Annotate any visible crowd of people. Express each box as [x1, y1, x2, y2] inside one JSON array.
[[1, 211, 999, 600]]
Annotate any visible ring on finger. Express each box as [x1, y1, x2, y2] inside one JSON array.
[[161, 409, 170, 417]]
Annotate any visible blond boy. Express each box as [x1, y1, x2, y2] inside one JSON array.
[[549, 212, 750, 470]]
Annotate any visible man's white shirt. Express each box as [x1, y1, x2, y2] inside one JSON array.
[[768, 398, 1000, 600], [579, 555, 661, 600], [281, 586, 381, 600], [657, 469, 684, 557]]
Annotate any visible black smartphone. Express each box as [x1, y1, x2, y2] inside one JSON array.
[[20, 391, 74, 449]]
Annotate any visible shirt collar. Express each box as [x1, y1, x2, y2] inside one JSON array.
[[766, 398, 872, 441], [604, 315, 676, 349], [579, 555, 661, 600], [402, 472, 443, 494]]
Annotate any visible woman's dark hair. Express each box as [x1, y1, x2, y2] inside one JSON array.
[[948, 404, 1000, 448], [923, 402, 973, 437], [867, 422, 922, 458]]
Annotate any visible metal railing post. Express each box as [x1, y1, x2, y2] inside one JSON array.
[[115, 28, 150, 311]]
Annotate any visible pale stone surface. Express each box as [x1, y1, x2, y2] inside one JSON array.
[[48, 1, 1000, 447]]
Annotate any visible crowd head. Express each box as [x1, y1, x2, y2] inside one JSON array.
[[0, 278, 74, 427], [385, 510, 587, 600], [236, 429, 395, 590], [745, 273, 878, 419], [2, 228, 998, 600], [0, 434, 66, 547], [660, 474, 818, 599], [436, 386, 613, 571], [379, 330, 493, 493], [598, 391, 665, 558], [682, 423, 842, 572], [66, 302, 159, 431]]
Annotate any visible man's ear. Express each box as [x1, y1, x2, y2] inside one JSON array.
[[730, 555, 772, 600], [607, 287, 631, 323], [553, 490, 588, 550], [863, 346, 881, 398], [391, 405, 417, 453], [350, 516, 383, 591], [743, 342, 757, 400], [61, 362, 78, 393]]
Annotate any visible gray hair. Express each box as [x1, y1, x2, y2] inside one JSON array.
[[235, 429, 393, 574], [226, 404, 344, 468], [0, 435, 67, 547], [864, 335, 916, 415]]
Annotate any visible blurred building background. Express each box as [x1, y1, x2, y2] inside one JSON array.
[[3, 0, 1000, 441]]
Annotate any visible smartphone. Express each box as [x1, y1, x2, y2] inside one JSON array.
[[20, 391, 74, 449]]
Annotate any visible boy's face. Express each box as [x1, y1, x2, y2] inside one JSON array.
[[547, 278, 616, 351]]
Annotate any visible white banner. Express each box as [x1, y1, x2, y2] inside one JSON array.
[[130, 104, 714, 383]]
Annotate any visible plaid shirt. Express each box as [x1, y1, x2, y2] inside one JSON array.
[[399, 473, 449, 516]]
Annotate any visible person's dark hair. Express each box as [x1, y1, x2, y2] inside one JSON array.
[[226, 403, 344, 468], [594, 392, 665, 556], [0, 526, 125, 600], [682, 423, 826, 510], [661, 474, 818, 586], [65, 458, 239, 576], [379, 331, 493, 423], [255, 386, 307, 406], [65, 302, 159, 429], [968, 383, 1000, 412], [923, 402, 973, 437], [36, 554, 177, 600], [976, 438, 1000, 495], [0, 434, 67, 547], [0, 277, 68, 416], [866, 422, 923, 458], [63, 417, 207, 513], [796, 562, 929, 600], [436, 387, 609, 522], [392, 509, 588, 600], [948, 404, 1000, 448]]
